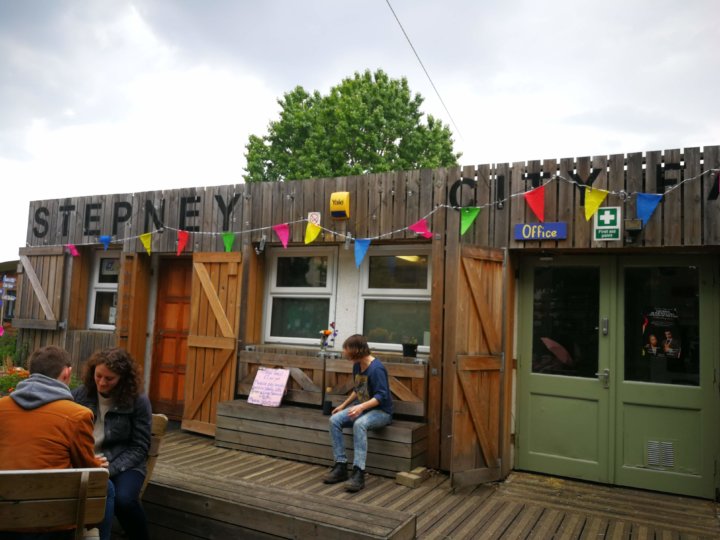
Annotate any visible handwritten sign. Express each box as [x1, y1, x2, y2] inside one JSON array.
[[247, 367, 291, 407]]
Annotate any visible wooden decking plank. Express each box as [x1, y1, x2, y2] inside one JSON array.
[[387, 473, 449, 511], [477, 500, 526, 539], [424, 485, 496, 539], [416, 487, 482, 536], [605, 520, 631, 540], [579, 516, 609, 539], [527, 508, 565, 539], [498, 503, 544, 540], [447, 498, 505, 539], [556, 513, 586, 540]]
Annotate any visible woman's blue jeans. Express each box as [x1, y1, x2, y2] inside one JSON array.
[[329, 406, 392, 470]]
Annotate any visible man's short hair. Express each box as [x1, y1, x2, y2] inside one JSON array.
[[28, 346, 72, 379]]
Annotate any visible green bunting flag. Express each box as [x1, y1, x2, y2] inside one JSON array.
[[222, 232, 235, 252], [460, 207, 481, 236]]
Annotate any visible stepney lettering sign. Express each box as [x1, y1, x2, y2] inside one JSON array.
[[513, 223, 567, 241]]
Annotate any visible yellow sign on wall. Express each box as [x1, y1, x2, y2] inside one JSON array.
[[330, 191, 350, 220]]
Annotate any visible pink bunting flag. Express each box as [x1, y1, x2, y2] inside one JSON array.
[[273, 223, 290, 248], [408, 218, 432, 239], [524, 185, 545, 222], [65, 244, 79, 257], [0, 326, 4, 337], [177, 230, 189, 256]]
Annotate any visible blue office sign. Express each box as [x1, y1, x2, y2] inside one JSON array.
[[514, 222, 567, 241]]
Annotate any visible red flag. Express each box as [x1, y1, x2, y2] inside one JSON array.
[[408, 218, 432, 238], [177, 230, 189, 256], [524, 185, 545, 222], [273, 223, 290, 248]]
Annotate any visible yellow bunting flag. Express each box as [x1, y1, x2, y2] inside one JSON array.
[[305, 222, 321, 244], [140, 232, 152, 255], [584, 189, 609, 221]]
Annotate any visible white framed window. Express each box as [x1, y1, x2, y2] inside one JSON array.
[[358, 245, 431, 352], [264, 246, 337, 345], [87, 251, 120, 330]]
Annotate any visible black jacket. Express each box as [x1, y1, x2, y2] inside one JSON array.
[[72, 385, 152, 477]]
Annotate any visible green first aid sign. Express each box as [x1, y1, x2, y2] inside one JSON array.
[[594, 206, 621, 241]]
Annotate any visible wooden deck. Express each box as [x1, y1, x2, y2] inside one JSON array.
[[145, 429, 720, 539]]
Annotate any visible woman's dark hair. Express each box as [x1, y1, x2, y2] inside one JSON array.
[[343, 334, 371, 361], [83, 347, 142, 406]]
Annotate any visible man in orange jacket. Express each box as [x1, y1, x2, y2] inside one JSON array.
[[0, 345, 107, 538], [0, 345, 101, 469]]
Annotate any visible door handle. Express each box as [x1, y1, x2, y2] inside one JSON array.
[[601, 317, 609, 336], [595, 368, 610, 389]]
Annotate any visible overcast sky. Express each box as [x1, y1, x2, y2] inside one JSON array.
[[1, 0, 718, 263]]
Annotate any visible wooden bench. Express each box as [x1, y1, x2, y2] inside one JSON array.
[[215, 400, 427, 477], [0, 468, 109, 540], [143, 463, 416, 539]]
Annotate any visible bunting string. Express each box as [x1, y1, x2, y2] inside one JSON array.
[[30, 167, 720, 256]]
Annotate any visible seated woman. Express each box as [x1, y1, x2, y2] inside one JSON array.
[[73, 347, 152, 540]]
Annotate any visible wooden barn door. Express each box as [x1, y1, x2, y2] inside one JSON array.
[[182, 252, 243, 436], [444, 246, 508, 487]]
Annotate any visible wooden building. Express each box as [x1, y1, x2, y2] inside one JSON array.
[[14, 145, 720, 500]]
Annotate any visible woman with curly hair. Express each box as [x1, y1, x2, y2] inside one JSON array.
[[73, 347, 152, 540]]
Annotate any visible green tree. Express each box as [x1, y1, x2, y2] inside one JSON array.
[[244, 69, 460, 182]]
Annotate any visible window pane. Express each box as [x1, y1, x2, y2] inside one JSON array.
[[98, 258, 120, 284], [368, 255, 428, 289], [270, 298, 330, 338], [364, 300, 430, 345], [532, 267, 599, 377], [93, 291, 117, 326], [624, 267, 699, 386], [276, 256, 328, 288]]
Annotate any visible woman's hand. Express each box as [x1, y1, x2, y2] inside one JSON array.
[[347, 404, 364, 419], [95, 454, 109, 468]]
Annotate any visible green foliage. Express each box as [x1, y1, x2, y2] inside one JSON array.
[[0, 333, 17, 360], [244, 69, 460, 182]]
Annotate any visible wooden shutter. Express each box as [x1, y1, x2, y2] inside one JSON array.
[[14, 247, 67, 330], [115, 252, 151, 369], [445, 246, 509, 487], [182, 252, 242, 436]]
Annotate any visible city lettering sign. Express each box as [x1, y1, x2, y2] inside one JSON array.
[[513, 222, 567, 241]]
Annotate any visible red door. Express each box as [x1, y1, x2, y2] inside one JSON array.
[[150, 258, 192, 420]]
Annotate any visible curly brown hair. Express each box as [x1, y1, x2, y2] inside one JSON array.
[[82, 347, 143, 407]]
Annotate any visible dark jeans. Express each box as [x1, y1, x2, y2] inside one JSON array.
[[111, 470, 149, 540]]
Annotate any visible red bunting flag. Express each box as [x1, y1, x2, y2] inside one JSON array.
[[524, 185, 545, 222], [273, 223, 290, 248], [65, 244, 79, 257], [408, 218, 432, 238], [177, 230, 189, 256]]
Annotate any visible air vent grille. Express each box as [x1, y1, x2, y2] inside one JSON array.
[[646, 440, 675, 469]]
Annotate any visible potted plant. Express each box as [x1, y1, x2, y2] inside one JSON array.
[[401, 336, 418, 358]]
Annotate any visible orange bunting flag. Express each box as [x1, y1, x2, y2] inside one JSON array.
[[140, 232, 152, 255], [177, 230, 189, 256], [304, 222, 321, 244], [584, 188, 609, 221], [524, 185, 545, 222]]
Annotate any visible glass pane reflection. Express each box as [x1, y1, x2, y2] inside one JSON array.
[[624, 267, 699, 386], [532, 267, 599, 377]]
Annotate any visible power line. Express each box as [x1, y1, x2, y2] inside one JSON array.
[[384, 0, 463, 139]]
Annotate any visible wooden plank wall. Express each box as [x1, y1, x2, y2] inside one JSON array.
[[22, 146, 720, 254]]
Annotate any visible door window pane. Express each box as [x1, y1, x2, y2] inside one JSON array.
[[93, 291, 117, 326], [624, 267, 699, 386], [532, 267, 599, 377], [269, 298, 330, 339]]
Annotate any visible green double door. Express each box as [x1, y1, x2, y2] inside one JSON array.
[[517, 255, 719, 499]]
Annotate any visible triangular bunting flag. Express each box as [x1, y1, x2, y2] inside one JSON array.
[[222, 232, 235, 252], [584, 189, 609, 221], [354, 239, 371, 268], [0, 326, 4, 337], [707, 171, 719, 201], [99, 235, 112, 250], [65, 244, 79, 257], [273, 223, 290, 248], [524, 185, 545, 222], [637, 193, 663, 226], [460, 207, 481, 236], [304, 222, 321, 244], [140, 232, 152, 255], [408, 218, 432, 238], [177, 230, 189, 256]]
